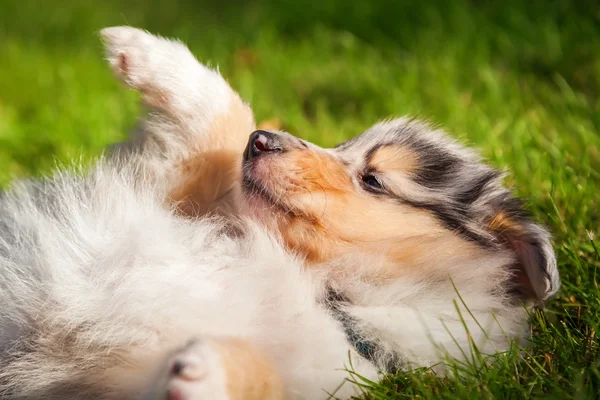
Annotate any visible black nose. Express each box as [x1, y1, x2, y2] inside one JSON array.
[[244, 130, 283, 161]]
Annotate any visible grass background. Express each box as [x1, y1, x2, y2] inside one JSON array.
[[0, 0, 599, 398]]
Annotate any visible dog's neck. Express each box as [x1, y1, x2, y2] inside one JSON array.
[[315, 249, 523, 373]]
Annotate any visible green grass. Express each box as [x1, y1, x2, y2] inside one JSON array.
[[1, 0, 599, 398]]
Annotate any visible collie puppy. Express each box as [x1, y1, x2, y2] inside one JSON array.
[[0, 27, 560, 400]]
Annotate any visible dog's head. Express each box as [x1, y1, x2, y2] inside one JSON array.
[[241, 118, 559, 305]]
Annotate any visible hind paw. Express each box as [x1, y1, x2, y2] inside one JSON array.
[[163, 340, 230, 400]]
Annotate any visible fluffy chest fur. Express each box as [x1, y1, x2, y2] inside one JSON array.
[[0, 164, 378, 398]]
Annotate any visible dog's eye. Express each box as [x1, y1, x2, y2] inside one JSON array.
[[362, 174, 384, 190]]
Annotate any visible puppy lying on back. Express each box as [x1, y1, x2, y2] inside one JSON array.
[[0, 27, 560, 400]]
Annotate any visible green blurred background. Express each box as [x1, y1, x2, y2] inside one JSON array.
[[1, 0, 599, 397]]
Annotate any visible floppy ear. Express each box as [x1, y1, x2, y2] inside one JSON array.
[[487, 205, 560, 306]]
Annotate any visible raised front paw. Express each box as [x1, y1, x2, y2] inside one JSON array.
[[162, 340, 230, 400], [102, 27, 174, 93], [100, 26, 234, 117], [101, 27, 198, 111]]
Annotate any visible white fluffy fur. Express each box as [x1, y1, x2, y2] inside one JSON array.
[[0, 163, 379, 398], [0, 27, 545, 399]]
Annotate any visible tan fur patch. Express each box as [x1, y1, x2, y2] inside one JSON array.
[[169, 97, 255, 217], [290, 150, 353, 194], [170, 150, 240, 216], [488, 211, 524, 236], [369, 144, 419, 174], [213, 338, 283, 400]]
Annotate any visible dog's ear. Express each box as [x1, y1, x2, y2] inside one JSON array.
[[486, 200, 560, 305]]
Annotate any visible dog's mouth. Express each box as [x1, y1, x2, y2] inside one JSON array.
[[242, 173, 277, 205], [241, 169, 296, 216]]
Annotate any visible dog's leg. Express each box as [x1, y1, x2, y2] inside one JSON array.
[[150, 338, 284, 400], [101, 27, 255, 216]]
